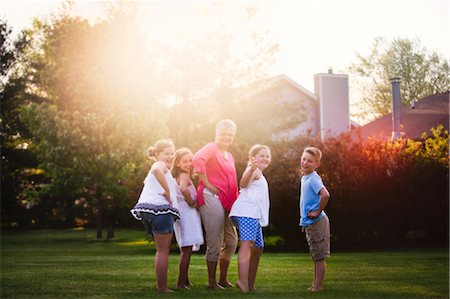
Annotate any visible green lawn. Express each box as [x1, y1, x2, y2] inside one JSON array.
[[1, 228, 448, 298]]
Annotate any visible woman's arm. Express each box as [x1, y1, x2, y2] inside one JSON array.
[[151, 161, 172, 205], [192, 143, 215, 174], [192, 143, 220, 195], [197, 173, 219, 196]]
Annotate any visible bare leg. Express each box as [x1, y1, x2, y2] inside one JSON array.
[[311, 259, 326, 291], [185, 277, 192, 287], [154, 233, 173, 292], [206, 260, 223, 289], [219, 215, 237, 287], [307, 262, 315, 291], [306, 260, 317, 291], [248, 247, 263, 291], [218, 258, 233, 287], [177, 246, 193, 288], [236, 241, 253, 292]]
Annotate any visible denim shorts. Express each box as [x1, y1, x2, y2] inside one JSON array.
[[231, 216, 264, 248], [140, 212, 174, 237]]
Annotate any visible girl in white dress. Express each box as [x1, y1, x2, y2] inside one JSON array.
[[172, 148, 204, 289], [229, 144, 271, 293]]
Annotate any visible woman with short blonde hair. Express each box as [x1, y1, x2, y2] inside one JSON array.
[[192, 119, 239, 289]]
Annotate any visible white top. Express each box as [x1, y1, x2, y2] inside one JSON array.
[[136, 165, 178, 209], [229, 174, 270, 227], [173, 183, 204, 251]]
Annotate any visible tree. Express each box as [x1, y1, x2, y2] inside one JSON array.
[[0, 18, 46, 227], [349, 37, 449, 123], [154, 4, 282, 146], [21, 104, 138, 237], [1, 19, 16, 77], [15, 4, 168, 236]]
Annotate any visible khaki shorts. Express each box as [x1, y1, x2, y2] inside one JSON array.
[[305, 215, 330, 261]]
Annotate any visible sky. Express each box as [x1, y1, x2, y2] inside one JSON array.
[[1, 0, 449, 104]]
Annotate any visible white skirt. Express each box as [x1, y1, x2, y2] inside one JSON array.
[[173, 200, 204, 251]]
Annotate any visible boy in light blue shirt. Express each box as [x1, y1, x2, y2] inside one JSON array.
[[299, 147, 330, 292]]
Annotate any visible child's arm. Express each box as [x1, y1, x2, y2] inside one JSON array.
[[151, 161, 172, 205], [307, 187, 330, 219], [178, 173, 196, 207], [239, 162, 259, 188]]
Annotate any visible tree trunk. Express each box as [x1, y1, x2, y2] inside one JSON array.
[[96, 202, 103, 239], [107, 224, 114, 239]]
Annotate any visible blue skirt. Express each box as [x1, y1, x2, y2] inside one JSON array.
[[130, 203, 180, 221]]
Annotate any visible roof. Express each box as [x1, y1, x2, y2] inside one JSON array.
[[234, 74, 317, 101], [356, 91, 449, 140], [271, 74, 317, 100]]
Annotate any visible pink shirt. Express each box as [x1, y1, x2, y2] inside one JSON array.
[[192, 142, 238, 211]]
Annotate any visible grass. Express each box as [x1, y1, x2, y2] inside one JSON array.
[[1, 228, 448, 298]]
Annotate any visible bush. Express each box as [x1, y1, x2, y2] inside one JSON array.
[[257, 126, 449, 250]]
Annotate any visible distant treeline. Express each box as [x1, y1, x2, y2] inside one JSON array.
[[3, 126, 448, 251]]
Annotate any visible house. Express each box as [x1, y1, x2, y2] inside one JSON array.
[[238, 74, 448, 142], [168, 71, 351, 144], [357, 91, 449, 140], [234, 70, 350, 140]]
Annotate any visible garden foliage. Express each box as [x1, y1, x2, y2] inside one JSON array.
[[240, 125, 449, 250]]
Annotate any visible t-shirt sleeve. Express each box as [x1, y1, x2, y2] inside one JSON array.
[[311, 175, 325, 195]]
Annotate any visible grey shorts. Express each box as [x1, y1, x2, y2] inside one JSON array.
[[140, 212, 174, 237], [305, 215, 330, 261]]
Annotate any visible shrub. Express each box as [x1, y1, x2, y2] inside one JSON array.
[[247, 126, 449, 250]]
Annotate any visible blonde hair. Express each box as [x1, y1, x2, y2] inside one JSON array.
[[215, 119, 237, 136], [303, 147, 322, 162], [248, 144, 271, 166], [172, 147, 193, 178], [147, 139, 174, 161]]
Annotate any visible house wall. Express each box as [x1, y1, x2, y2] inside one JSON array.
[[274, 83, 318, 139]]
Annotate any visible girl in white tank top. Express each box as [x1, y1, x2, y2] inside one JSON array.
[[229, 144, 271, 293], [130, 139, 179, 293]]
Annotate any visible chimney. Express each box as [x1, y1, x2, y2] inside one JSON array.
[[390, 77, 402, 140], [314, 71, 349, 140]]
